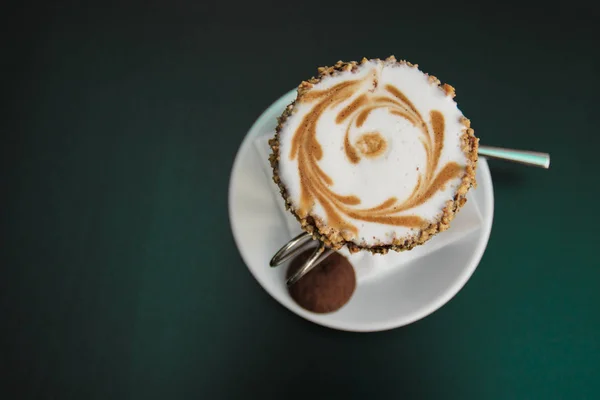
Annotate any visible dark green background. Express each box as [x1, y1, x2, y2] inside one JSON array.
[[3, 1, 599, 398]]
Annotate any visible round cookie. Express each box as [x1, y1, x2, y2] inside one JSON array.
[[286, 249, 356, 314]]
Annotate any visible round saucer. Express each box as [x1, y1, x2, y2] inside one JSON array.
[[228, 90, 494, 332]]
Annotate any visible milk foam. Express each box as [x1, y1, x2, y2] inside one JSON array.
[[278, 60, 469, 246]]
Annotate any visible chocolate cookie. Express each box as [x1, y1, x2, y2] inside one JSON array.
[[286, 248, 356, 313]]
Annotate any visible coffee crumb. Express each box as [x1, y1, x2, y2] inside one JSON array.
[[442, 83, 456, 98], [287, 249, 356, 314]]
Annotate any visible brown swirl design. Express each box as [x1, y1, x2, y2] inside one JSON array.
[[355, 132, 387, 158], [289, 75, 463, 238]]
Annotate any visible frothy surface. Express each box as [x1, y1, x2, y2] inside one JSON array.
[[277, 60, 472, 247]]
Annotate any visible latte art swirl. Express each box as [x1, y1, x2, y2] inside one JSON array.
[[289, 74, 462, 238], [271, 58, 478, 251]]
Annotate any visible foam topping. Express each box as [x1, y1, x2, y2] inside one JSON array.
[[277, 59, 473, 247]]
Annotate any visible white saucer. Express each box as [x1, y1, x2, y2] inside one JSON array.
[[228, 90, 494, 332]]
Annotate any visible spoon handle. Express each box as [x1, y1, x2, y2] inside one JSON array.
[[478, 145, 550, 169]]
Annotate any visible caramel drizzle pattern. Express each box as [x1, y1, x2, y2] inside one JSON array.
[[289, 76, 463, 237]]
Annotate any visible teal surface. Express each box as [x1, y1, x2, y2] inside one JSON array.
[[3, 2, 599, 399]]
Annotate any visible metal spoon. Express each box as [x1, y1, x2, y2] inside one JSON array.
[[478, 145, 550, 169]]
